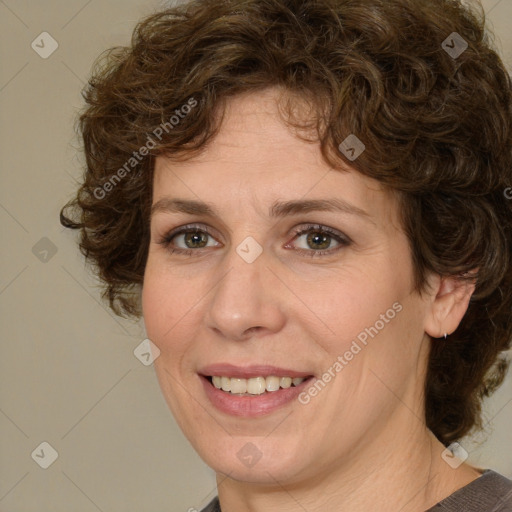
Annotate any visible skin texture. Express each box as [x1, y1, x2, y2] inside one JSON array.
[[142, 88, 482, 512]]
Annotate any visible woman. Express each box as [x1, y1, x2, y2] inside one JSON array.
[[60, 0, 512, 510]]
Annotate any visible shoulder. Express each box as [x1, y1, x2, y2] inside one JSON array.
[[427, 469, 512, 511], [199, 472, 512, 512], [199, 496, 220, 512]]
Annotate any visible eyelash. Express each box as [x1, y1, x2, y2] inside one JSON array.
[[157, 223, 352, 258]]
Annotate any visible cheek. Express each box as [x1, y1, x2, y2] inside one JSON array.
[[306, 255, 421, 387], [141, 265, 202, 422], [309, 272, 405, 349], [141, 263, 188, 352]]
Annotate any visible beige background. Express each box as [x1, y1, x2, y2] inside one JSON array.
[[0, 0, 511, 510]]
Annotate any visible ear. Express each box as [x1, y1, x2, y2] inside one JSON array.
[[424, 271, 477, 338]]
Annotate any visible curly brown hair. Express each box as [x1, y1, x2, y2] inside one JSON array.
[[60, 0, 512, 447]]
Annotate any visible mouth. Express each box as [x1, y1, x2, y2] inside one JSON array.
[[205, 375, 311, 396], [198, 365, 315, 417]]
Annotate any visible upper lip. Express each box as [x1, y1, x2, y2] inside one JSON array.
[[199, 364, 313, 379]]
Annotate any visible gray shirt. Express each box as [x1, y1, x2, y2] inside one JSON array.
[[199, 470, 512, 511]]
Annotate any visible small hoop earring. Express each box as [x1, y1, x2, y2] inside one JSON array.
[[444, 333, 448, 340]]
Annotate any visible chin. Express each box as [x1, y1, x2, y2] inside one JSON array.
[[194, 434, 310, 485]]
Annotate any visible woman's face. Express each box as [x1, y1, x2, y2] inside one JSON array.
[[142, 88, 435, 485]]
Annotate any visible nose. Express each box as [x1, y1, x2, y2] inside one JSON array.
[[204, 246, 286, 342]]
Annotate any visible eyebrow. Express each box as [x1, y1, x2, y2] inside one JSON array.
[[151, 197, 375, 224]]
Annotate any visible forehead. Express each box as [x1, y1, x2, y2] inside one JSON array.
[[152, 89, 401, 230]]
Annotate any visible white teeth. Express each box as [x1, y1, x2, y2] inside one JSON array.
[[210, 375, 307, 394], [280, 377, 292, 388], [221, 376, 231, 392], [247, 377, 266, 395], [265, 376, 280, 391], [230, 378, 247, 394]]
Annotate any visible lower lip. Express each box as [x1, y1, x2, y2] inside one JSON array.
[[200, 376, 313, 417]]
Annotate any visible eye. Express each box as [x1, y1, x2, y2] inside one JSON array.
[[157, 223, 351, 258], [157, 224, 220, 256], [286, 224, 351, 257]]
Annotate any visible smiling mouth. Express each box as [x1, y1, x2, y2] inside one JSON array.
[[206, 375, 314, 396]]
